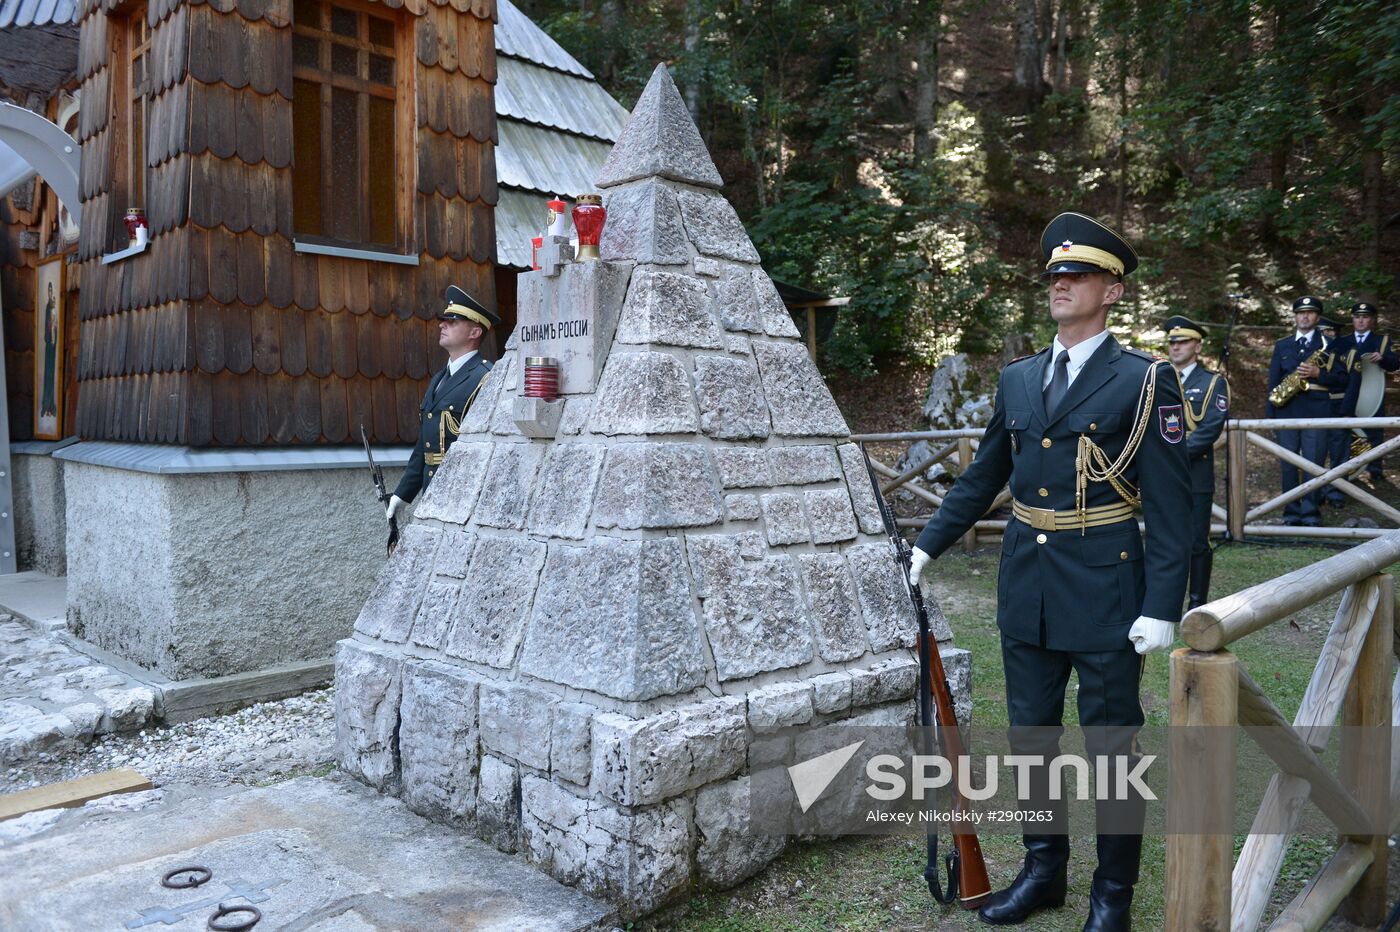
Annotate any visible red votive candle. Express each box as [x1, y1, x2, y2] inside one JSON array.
[[524, 357, 561, 401], [571, 194, 606, 260]]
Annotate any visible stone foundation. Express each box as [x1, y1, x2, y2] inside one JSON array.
[[61, 449, 406, 680], [12, 445, 70, 575]]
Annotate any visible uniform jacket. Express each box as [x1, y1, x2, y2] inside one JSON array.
[[1266, 332, 1348, 419], [1180, 364, 1229, 495], [916, 335, 1192, 652], [395, 354, 493, 502], [1337, 331, 1400, 417]]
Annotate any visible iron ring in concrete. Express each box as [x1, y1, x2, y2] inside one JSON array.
[[161, 866, 212, 889], [208, 905, 261, 931]]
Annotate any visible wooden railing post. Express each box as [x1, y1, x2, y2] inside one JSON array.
[[1339, 574, 1393, 926], [1166, 648, 1237, 931], [958, 438, 977, 552], [1227, 426, 1246, 541]]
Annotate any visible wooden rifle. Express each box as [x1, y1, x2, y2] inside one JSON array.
[[859, 445, 991, 909]]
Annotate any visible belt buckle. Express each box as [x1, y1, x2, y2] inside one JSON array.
[[1025, 505, 1057, 531]]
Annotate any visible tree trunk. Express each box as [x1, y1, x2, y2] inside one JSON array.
[[1361, 86, 1384, 290], [1115, 43, 1127, 231], [1013, 0, 1043, 110], [1051, 1, 1069, 94], [683, 0, 701, 123], [912, 1, 940, 166]]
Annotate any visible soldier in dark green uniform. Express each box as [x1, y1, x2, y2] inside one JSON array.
[[386, 285, 498, 521], [1164, 315, 1230, 608], [909, 213, 1191, 931]]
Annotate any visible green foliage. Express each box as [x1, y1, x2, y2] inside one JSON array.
[[527, 0, 1397, 368]]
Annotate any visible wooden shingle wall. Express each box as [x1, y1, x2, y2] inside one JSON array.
[[72, 0, 498, 446]]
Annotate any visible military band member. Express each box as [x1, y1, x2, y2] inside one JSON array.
[[1266, 296, 1349, 527], [1337, 302, 1399, 483], [1318, 316, 1350, 505], [385, 285, 498, 523], [1165, 316, 1229, 608], [909, 213, 1191, 931]]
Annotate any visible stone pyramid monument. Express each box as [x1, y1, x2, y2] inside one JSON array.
[[335, 63, 969, 917]]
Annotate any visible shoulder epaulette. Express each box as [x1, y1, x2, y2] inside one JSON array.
[[1006, 349, 1046, 366]]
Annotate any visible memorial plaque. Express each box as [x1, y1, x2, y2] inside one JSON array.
[[515, 261, 631, 395]]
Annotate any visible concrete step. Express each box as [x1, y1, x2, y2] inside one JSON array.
[[0, 773, 617, 931]]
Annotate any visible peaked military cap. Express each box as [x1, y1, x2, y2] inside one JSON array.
[[1040, 212, 1139, 277], [1317, 315, 1341, 332], [439, 285, 500, 329], [1164, 315, 1205, 342], [1351, 302, 1379, 317], [1291, 295, 1324, 313]]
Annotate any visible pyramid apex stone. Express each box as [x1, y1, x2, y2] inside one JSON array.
[[596, 63, 724, 190]]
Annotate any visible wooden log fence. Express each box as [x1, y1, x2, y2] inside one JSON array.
[[855, 416, 1400, 542]]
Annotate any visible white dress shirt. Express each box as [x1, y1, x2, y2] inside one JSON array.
[[1175, 361, 1197, 381], [1044, 328, 1112, 389], [447, 350, 477, 377]]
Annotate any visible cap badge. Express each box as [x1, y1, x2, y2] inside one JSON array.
[[1060, 240, 1073, 252]]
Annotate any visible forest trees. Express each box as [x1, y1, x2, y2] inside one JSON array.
[[525, 0, 1397, 374]]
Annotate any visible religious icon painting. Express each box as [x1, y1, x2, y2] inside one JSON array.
[[34, 255, 65, 440]]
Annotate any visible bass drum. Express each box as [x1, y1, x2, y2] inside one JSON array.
[[1354, 359, 1386, 418]]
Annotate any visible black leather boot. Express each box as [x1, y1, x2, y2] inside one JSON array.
[[1082, 877, 1133, 931], [1187, 550, 1213, 609], [977, 835, 1068, 925]]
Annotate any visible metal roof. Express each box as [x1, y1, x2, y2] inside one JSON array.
[[0, 0, 77, 28], [495, 56, 627, 143], [495, 0, 592, 79], [496, 119, 613, 199], [52, 440, 414, 473]]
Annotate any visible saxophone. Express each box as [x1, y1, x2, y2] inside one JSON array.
[[1268, 344, 1328, 408]]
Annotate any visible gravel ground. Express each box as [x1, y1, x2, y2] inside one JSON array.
[[2, 688, 336, 796]]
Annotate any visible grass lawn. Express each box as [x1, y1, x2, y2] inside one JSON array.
[[641, 542, 1395, 931]]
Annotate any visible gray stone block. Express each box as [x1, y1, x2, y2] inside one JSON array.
[[712, 447, 771, 488], [593, 444, 722, 530], [521, 775, 693, 917], [526, 444, 606, 539], [400, 661, 480, 825], [693, 355, 771, 440], [93, 687, 154, 732], [480, 682, 557, 772], [760, 492, 809, 545], [334, 640, 402, 792], [407, 579, 460, 650], [512, 396, 565, 438], [924, 587, 955, 642], [796, 554, 869, 663], [836, 443, 884, 534], [714, 266, 764, 333], [443, 537, 548, 669], [557, 396, 592, 436], [430, 526, 476, 579], [695, 777, 785, 888], [752, 342, 850, 438], [846, 544, 919, 652], [805, 488, 859, 544], [457, 356, 511, 436], [724, 493, 761, 522], [473, 442, 546, 530], [615, 266, 725, 349], [477, 754, 522, 853], [600, 180, 689, 265], [516, 262, 632, 396], [752, 270, 802, 338], [693, 255, 722, 277], [868, 655, 918, 704], [551, 702, 594, 785], [687, 537, 812, 680], [941, 645, 973, 727], [591, 696, 747, 805], [746, 682, 814, 732], [725, 334, 752, 355], [811, 671, 853, 714], [589, 352, 700, 436], [595, 63, 724, 189], [768, 445, 841, 485], [355, 525, 442, 643], [519, 537, 707, 701], [412, 442, 492, 525], [676, 188, 761, 263]]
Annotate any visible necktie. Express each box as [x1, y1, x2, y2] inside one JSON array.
[[1044, 351, 1070, 416]]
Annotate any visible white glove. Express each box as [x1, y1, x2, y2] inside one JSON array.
[[908, 547, 932, 587], [1128, 616, 1176, 655], [386, 495, 407, 522]]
